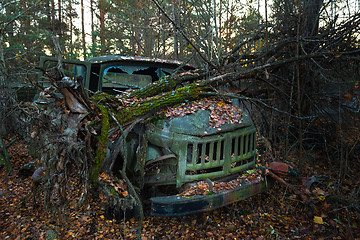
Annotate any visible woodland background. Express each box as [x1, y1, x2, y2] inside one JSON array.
[[0, 0, 360, 239], [1, 0, 359, 176]]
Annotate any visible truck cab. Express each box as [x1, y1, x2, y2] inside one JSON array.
[[39, 55, 269, 216]]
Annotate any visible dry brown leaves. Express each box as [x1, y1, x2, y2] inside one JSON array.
[[1, 137, 358, 239], [163, 97, 243, 128], [179, 169, 264, 197], [116, 89, 244, 129], [99, 172, 128, 198]]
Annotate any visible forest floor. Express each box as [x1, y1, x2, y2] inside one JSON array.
[[0, 136, 359, 239]]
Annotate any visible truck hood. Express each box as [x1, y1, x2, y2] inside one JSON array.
[[153, 110, 253, 136]]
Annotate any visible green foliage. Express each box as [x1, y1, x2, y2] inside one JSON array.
[[0, 0, 80, 85], [0, 0, 267, 72]]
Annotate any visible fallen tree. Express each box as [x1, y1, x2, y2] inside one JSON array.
[[26, 67, 221, 233], [29, 35, 360, 210]]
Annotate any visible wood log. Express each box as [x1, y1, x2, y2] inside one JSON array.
[[90, 81, 209, 127], [127, 70, 206, 99], [116, 82, 207, 125]]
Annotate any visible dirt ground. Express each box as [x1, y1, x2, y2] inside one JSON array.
[[1, 136, 359, 239]]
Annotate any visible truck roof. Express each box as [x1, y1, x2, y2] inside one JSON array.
[[85, 55, 195, 70]]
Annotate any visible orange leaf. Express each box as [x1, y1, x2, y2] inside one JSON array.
[[122, 191, 128, 197], [314, 216, 323, 224], [343, 92, 352, 102]]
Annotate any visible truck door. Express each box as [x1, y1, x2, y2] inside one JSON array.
[[38, 56, 92, 89]]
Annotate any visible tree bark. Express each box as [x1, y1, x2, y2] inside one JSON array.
[[58, 0, 62, 37], [69, 0, 73, 56], [303, 0, 324, 37], [81, 0, 86, 59], [51, 0, 55, 33], [91, 0, 95, 53], [172, 0, 178, 59], [99, 0, 106, 54]]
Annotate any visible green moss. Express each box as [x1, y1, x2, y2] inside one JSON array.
[[91, 104, 110, 186], [128, 70, 206, 99], [110, 186, 118, 196], [114, 82, 205, 125], [91, 92, 120, 103]]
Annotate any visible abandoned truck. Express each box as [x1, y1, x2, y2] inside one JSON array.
[[38, 55, 271, 216]]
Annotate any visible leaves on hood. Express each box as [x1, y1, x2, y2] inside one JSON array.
[[178, 169, 263, 197], [163, 97, 244, 128]]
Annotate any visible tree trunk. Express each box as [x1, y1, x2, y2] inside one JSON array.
[[81, 0, 86, 59], [21, 2, 31, 50], [303, 0, 323, 37], [99, 0, 106, 54], [172, 0, 178, 59], [98, 82, 205, 126], [91, 0, 95, 55], [0, 34, 8, 135], [51, 0, 56, 33], [135, 2, 142, 56], [58, 0, 62, 37], [69, 0, 73, 56], [299, 0, 324, 115], [144, 16, 153, 58]]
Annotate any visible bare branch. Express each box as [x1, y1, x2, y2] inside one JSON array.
[[151, 0, 219, 71]]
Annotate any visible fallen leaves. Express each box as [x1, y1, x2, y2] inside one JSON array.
[[98, 172, 128, 198], [1, 136, 360, 239], [163, 97, 243, 128], [116, 92, 244, 128], [314, 216, 324, 224], [179, 169, 264, 197]]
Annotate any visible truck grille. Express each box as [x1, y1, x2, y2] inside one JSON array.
[[147, 124, 257, 187], [183, 127, 256, 182]]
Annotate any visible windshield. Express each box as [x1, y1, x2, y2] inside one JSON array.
[[100, 65, 175, 95], [103, 72, 152, 89]]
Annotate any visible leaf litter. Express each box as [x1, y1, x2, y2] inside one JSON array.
[[117, 92, 244, 128], [179, 169, 264, 197], [162, 97, 243, 128], [1, 136, 359, 239]]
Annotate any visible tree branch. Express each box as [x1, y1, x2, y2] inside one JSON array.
[[151, 0, 219, 71]]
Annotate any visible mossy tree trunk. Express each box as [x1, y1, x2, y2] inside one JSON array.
[[92, 81, 208, 126]]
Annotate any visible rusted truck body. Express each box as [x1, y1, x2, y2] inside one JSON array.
[[39, 55, 271, 216]]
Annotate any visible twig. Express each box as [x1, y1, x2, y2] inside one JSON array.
[[110, 113, 143, 239], [221, 32, 262, 62], [200, 91, 316, 120], [0, 135, 13, 175], [0, 138, 17, 152], [51, 35, 65, 77], [105, 118, 141, 172], [206, 49, 360, 88], [0, 0, 41, 35], [151, 0, 219, 71]]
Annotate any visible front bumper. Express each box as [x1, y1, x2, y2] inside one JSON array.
[[151, 176, 273, 216]]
